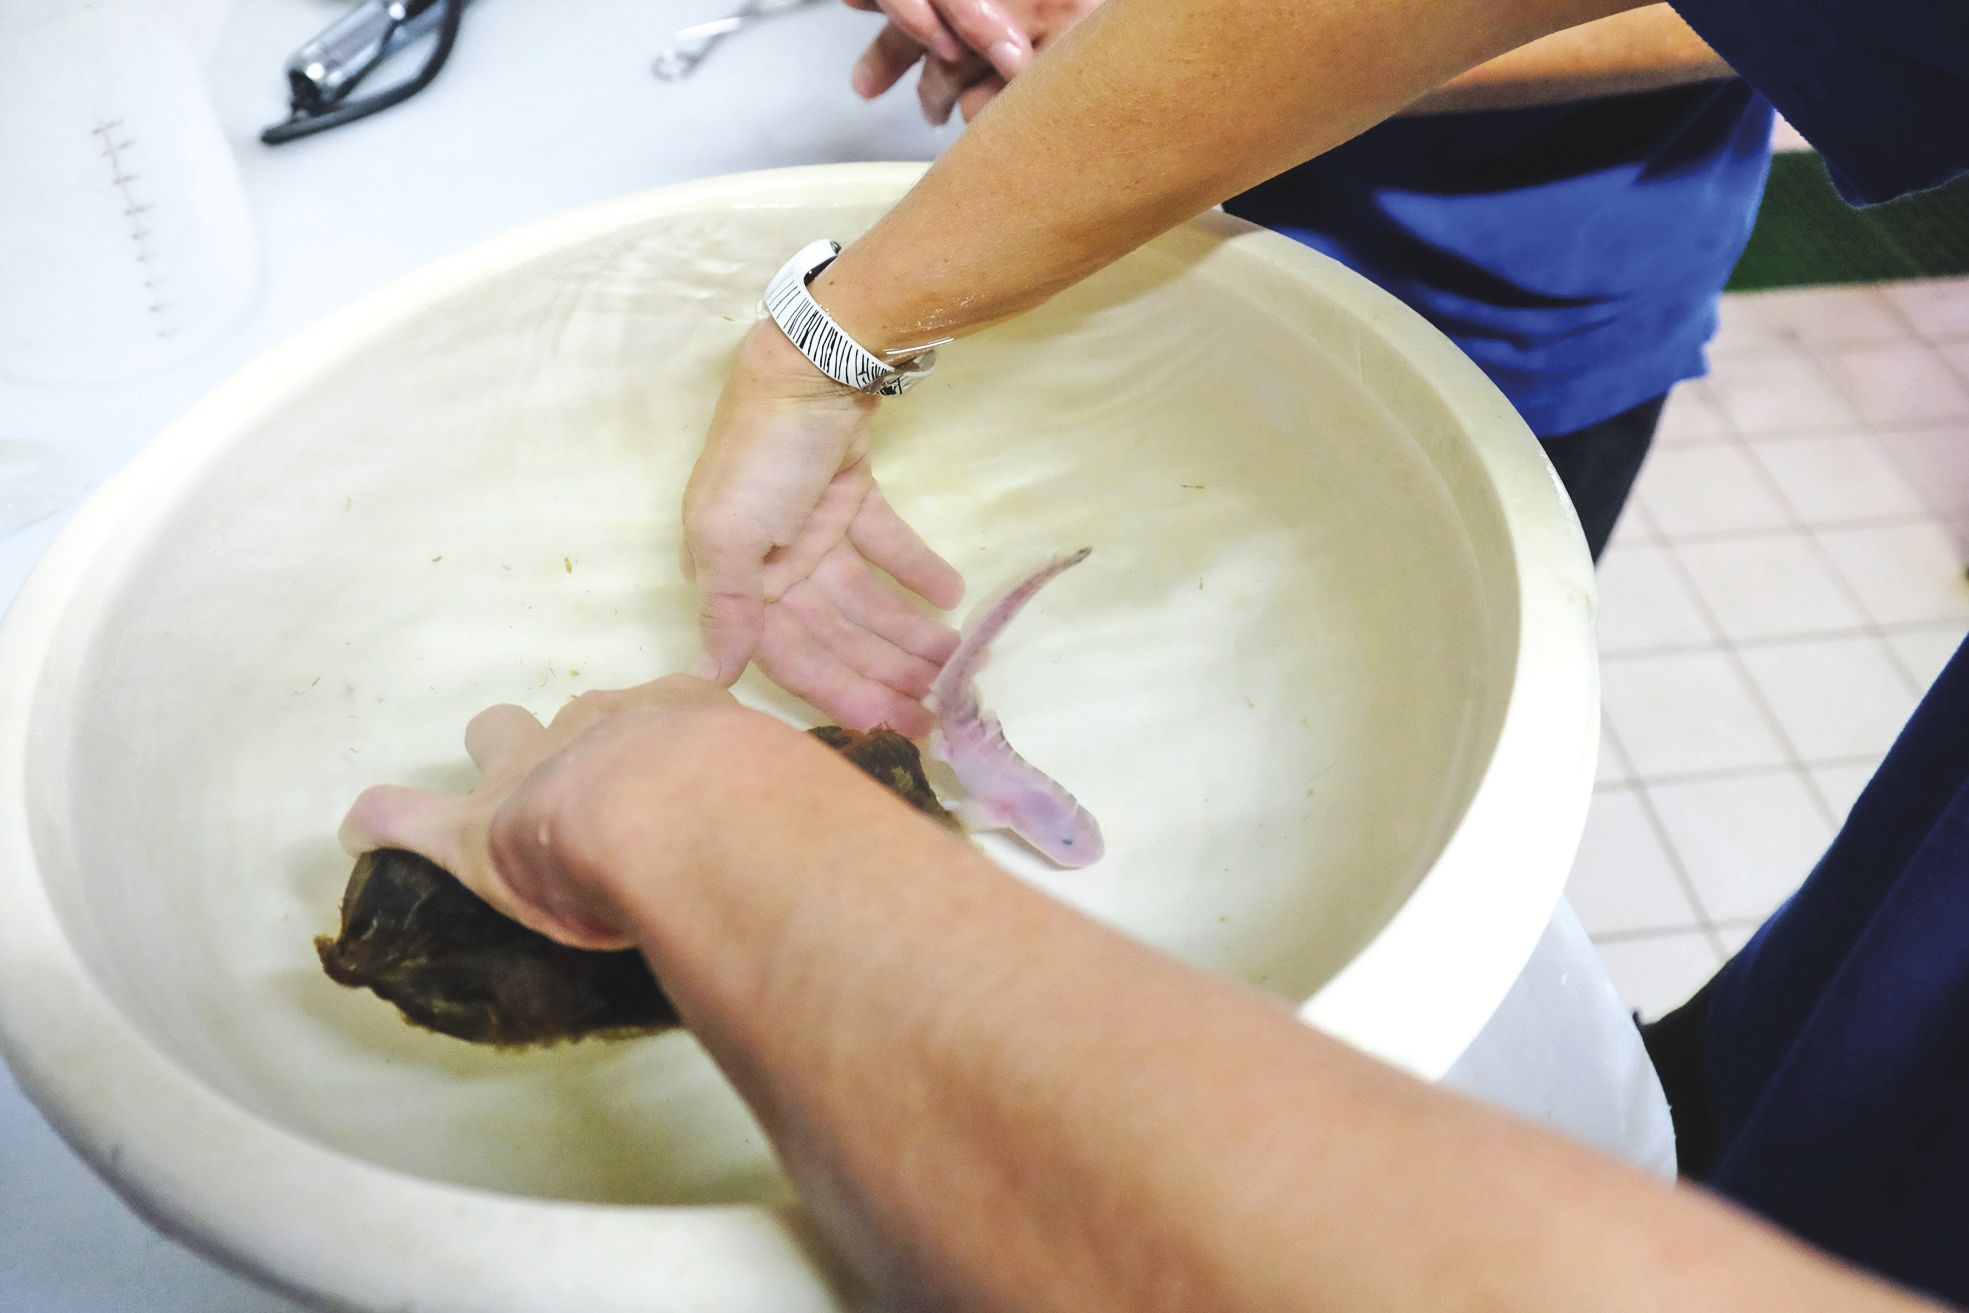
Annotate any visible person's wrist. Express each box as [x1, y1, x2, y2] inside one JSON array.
[[756, 241, 942, 398], [806, 248, 944, 364], [740, 317, 862, 400]]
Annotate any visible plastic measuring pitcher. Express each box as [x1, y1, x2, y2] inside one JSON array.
[[0, 0, 257, 384]]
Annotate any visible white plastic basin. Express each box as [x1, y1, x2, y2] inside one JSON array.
[[0, 164, 1596, 1311]]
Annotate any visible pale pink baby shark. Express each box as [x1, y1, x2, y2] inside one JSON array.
[[926, 548, 1105, 868]]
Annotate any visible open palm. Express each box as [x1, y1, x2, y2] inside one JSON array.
[[684, 323, 962, 737]]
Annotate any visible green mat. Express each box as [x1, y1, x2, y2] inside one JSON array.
[[1727, 152, 1969, 291]]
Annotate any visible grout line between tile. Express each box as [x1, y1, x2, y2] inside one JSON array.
[[1611, 332, 1951, 949], [1623, 777, 1719, 926], [1587, 923, 1715, 946], [1649, 423, 1841, 829], [1937, 343, 1969, 391], [1599, 706, 1640, 785], [1877, 618, 1969, 637], [1614, 312, 1956, 953], [1792, 305, 1943, 429], [1792, 558, 1925, 698], [1628, 755, 1887, 790], [1786, 504, 1939, 701], [1605, 627, 1882, 660], [1877, 626, 1947, 695], [1610, 358, 1745, 926], [1712, 386, 1941, 729], [1639, 509, 1944, 544], [1723, 416, 1878, 437], [1658, 430, 1737, 449], [1874, 287, 1928, 342], [1585, 402, 1730, 925], [1867, 418, 1969, 527], [1606, 619, 1969, 663]]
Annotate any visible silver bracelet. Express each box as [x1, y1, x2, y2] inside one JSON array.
[[762, 239, 937, 397]]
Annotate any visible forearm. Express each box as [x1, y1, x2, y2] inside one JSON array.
[[814, 0, 1643, 353], [1403, 4, 1733, 115], [597, 716, 1934, 1313]]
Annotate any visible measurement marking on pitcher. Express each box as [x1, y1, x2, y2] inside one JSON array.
[[92, 119, 178, 339]]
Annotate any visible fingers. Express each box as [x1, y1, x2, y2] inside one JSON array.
[[873, 0, 964, 64], [339, 784, 467, 868], [782, 578, 943, 699], [929, 0, 1032, 78], [958, 73, 1006, 122], [758, 607, 937, 737], [813, 547, 960, 665], [849, 489, 965, 609], [623, 672, 740, 708], [853, 20, 927, 98], [557, 675, 736, 724], [919, 52, 990, 126], [464, 703, 543, 770], [540, 683, 732, 757]]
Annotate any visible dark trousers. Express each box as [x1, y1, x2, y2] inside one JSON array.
[[1537, 394, 1667, 562], [1639, 636, 1969, 1306]]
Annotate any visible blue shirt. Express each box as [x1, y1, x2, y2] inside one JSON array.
[[1225, 84, 1774, 437], [1675, 0, 1969, 204]]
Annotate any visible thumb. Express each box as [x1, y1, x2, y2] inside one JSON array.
[[690, 543, 766, 684], [941, 0, 1032, 78], [339, 784, 468, 868]]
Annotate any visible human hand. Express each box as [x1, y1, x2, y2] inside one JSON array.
[[844, 0, 1104, 125], [683, 321, 963, 738], [338, 677, 749, 951]]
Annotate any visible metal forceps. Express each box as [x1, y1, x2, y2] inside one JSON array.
[[652, 0, 829, 80]]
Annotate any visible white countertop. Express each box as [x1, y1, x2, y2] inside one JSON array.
[[0, 4, 1666, 1307], [0, 0, 950, 607]]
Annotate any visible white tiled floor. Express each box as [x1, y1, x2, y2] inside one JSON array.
[[1585, 277, 1969, 1018]]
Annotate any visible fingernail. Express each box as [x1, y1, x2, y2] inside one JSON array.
[[692, 653, 722, 682], [851, 54, 877, 97], [988, 40, 1024, 77]]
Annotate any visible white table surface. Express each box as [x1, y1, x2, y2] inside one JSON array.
[[0, 3, 1669, 1307]]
